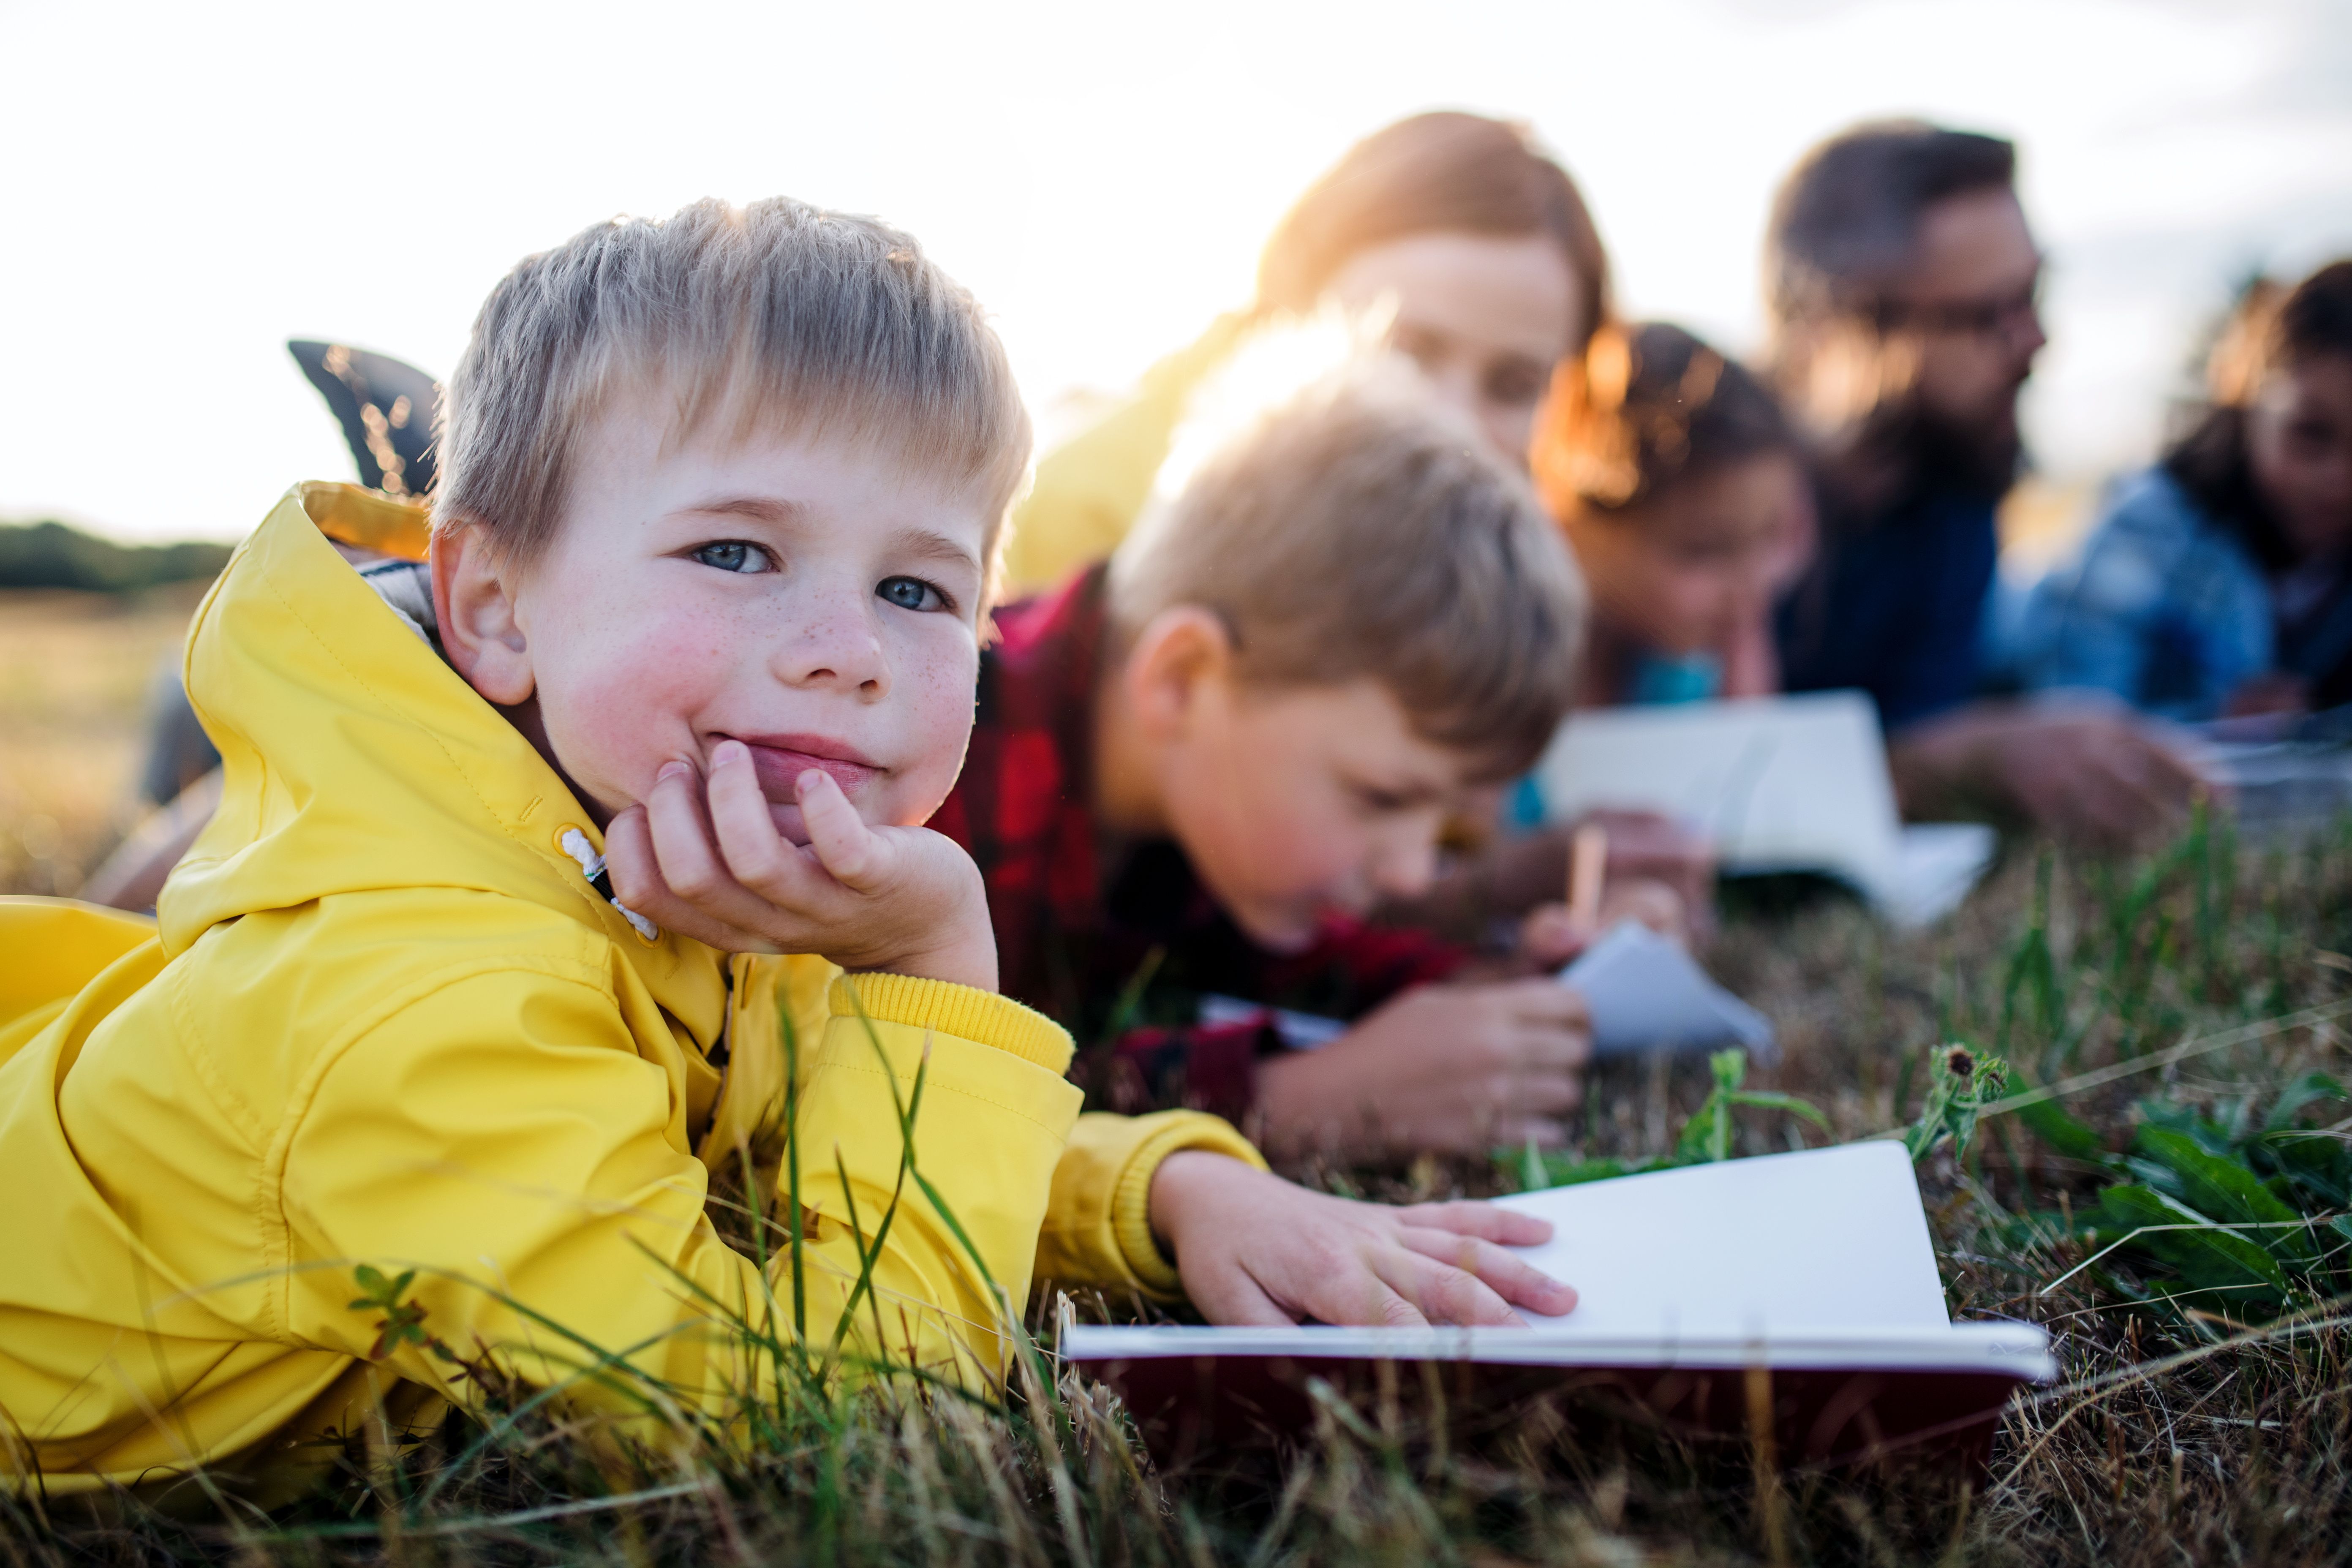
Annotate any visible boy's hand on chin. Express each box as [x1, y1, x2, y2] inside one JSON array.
[[1149, 1153, 1576, 1327], [603, 740, 997, 991], [1253, 981, 1590, 1162]]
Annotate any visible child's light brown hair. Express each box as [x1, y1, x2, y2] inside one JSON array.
[[1255, 111, 1612, 364], [1534, 321, 1796, 517], [1108, 362, 1585, 781], [435, 197, 1032, 576]]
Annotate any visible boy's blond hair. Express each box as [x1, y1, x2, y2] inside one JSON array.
[[436, 197, 1031, 574], [1109, 363, 1585, 781]]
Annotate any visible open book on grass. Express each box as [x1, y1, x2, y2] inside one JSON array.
[[1524, 691, 1996, 927], [1063, 1143, 2054, 1473]]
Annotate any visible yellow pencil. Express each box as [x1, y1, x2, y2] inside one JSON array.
[[1568, 822, 1609, 928]]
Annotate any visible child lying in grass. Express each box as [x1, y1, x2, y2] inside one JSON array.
[[1533, 321, 1814, 708], [0, 199, 1571, 1505], [929, 353, 1682, 1166]]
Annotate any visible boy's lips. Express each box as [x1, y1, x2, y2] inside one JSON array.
[[725, 733, 886, 797]]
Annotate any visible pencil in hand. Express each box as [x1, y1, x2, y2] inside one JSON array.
[[1568, 822, 1609, 934]]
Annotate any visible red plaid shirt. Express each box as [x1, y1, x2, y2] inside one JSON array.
[[931, 566, 1465, 1122]]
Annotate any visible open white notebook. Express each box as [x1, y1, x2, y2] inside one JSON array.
[[1061, 1142, 2052, 1379], [1524, 691, 1996, 928]]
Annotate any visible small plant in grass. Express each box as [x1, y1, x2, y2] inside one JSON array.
[[1906, 1042, 2012, 1162], [345, 1265, 463, 1366], [1515, 1048, 1832, 1190], [2011, 1073, 2352, 1327]]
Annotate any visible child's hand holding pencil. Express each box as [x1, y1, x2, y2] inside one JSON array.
[[1513, 820, 1689, 970]]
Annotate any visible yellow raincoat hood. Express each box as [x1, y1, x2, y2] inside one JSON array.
[[161, 483, 726, 1032]]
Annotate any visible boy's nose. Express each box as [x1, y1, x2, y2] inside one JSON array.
[[773, 593, 891, 695], [1369, 832, 1440, 902]]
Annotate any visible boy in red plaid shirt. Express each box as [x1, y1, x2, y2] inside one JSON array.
[[935, 363, 1669, 1164]]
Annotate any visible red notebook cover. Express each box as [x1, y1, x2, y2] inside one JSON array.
[[1063, 1322, 2052, 1474]]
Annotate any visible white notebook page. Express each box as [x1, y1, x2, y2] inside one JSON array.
[[1493, 1141, 1950, 1338]]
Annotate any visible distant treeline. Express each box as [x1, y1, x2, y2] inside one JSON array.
[[0, 520, 234, 593]]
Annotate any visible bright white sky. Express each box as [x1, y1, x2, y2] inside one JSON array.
[[2, 0, 2348, 542]]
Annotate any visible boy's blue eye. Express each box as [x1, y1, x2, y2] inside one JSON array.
[[692, 540, 773, 574], [877, 575, 945, 612]]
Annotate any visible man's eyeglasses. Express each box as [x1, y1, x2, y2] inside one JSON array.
[[1870, 270, 2044, 340]]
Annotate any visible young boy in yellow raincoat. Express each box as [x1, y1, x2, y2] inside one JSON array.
[[0, 197, 1572, 1506]]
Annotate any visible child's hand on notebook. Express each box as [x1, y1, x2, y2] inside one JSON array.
[[1253, 980, 1591, 1162], [603, 741, 997, 991], [1149, 1152, 1576, 1327]]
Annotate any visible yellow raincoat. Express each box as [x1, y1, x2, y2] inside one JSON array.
[[0, 484, 1259, 1500]]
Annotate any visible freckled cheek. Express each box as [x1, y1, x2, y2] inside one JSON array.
[[881, 636, 978, 824], [534, 604, 739, 798]]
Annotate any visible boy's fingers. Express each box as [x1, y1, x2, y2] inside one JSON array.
[[1501, 1055, 1585, 1109], [1372, 1247, 1521, 1328], [1392, 1201, 1552, 1246], [1519, 905, 1589, 967], [635, 761, 820, 943], [796, 770, 890, 890], [603, 806, 749, 947], [1494, 978, 1592, 1026], [1187, 1267, 1298, 1328], [1310, 1273, 1431, 1331], [641, 760, 738, 904], [705, 742, 820, 901], [1394, 1227, 1576, 1318]]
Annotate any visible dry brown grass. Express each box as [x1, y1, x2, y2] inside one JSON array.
[[0, 583, 207, 896]]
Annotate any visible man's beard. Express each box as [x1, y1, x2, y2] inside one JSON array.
[[1824, 382, 2026, 524], [1906, 395, 2025, 501]]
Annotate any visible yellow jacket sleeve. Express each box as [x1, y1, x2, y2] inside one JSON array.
[[279, 969, 1080, 1411], [1036, 1111, 1267, 1301], [998, 312, 1252, 594]]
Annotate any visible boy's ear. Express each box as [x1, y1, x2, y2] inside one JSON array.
[[1123, 605, 1236, 739], [431, 525, 536, 706]]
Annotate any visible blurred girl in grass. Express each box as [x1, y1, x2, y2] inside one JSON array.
[[1000, 111, 1611, 592], [2011, 261, 2352, 719], [1530, 322, 1816, 710]]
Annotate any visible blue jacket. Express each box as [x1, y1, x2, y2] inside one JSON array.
[[1777, 485, 2000, 732], [2008, 468, 2272, 720]]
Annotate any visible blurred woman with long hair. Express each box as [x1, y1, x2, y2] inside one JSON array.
[[2014, 261, 2352, 719], [999, 111, 1612, 592]]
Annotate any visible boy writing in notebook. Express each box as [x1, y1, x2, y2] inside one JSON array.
[[931, 359, 1684, 1165], [0, 200, 1569, 1502]]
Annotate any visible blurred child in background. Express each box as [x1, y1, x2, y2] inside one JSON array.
[[2011, 261, 2352, 719], [1531, 322, 1815, 709], [935, 357, 1666, 1167]]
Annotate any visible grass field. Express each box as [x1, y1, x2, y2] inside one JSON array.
[[0, 585, 209, 897], [4, 587, 2349, 1565]]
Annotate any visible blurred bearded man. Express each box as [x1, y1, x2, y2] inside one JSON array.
[[1769, 120, 2206, 844]]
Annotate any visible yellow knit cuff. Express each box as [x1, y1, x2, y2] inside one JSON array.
[[828, 973, 1073, 1074], [1110, 1113, 1269, 1298]]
